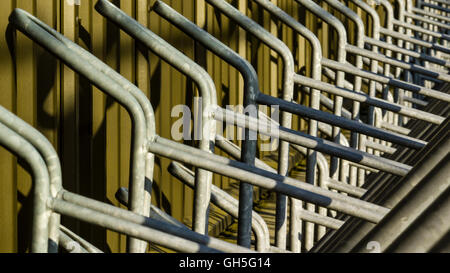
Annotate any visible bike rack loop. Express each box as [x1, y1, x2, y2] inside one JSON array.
[[95, 0, 217, 236], [0, 122, 50, 253], [97, 1, 332, 250], [98, 2, 293, 247], [294, 0, 349, 182], [0, 103, 62, 252], [9, 8, 155, 253], [250, 0, 352, 250]]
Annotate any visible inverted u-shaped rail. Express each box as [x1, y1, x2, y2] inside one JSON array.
[[151, 0, 429, 250], [95, 0, 217, 236]]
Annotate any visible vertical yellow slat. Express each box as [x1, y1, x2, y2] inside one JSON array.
[[320, 2, 329, 84], [219, 5, 230, 190], [208, 4, 223, 193], [170, 0, 187, 222], [237, 0, 246, 147], [184, 0, 205, 223], [15, 0, 36, 253], [0, 0, 17, 253], [75, 0, 94, 244], [148, 0, 161, 217], [270, 0, 278, 99], [157, 0, 173, 224], [35, 0, 58, 147], [136, 0, 152, 239]]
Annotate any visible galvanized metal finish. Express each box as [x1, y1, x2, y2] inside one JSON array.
[[1, 0, 448, 254]]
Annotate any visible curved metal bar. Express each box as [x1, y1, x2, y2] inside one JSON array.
[[28, 4, 158, 252], [95, 0, 216, 236], [168, 161, 271, 252], [0, 105, 62, 252], [152, 1, 428, 149], [9, 8, 149, 253], [0, 122, 50, 253]]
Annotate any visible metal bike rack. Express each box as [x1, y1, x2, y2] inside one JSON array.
[[95, 0, 218, 236], [4, 0, 448, 254], [0, 104, 249, 253], [149, 0, 442, 252]]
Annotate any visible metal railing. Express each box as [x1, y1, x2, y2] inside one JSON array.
[[2, 0, 448, 253]]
